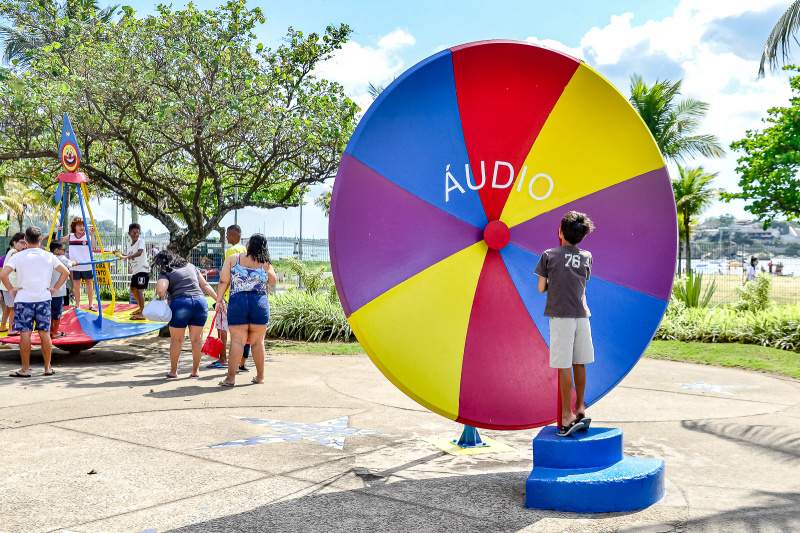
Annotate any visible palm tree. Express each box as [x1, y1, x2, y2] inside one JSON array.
[[629, 75, 724, 161], [314, 189, 331, 217], [0, 179, 51, 232], [0, 0, 118, 67], [672, 166, 717, 275], [759, 1, 800, 77]]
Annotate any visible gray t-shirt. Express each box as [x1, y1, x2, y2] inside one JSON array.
[[158, 264, 203, 299], [535, 245, 592, 318]]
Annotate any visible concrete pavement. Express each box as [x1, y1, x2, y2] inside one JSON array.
[[0, 336, 798, 532]]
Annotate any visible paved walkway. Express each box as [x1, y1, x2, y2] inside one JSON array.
[[0, 337, 798, 533]]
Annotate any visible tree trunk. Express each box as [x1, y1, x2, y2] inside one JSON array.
[[677, 238, 683, 276], [684, 217, 692, 275]]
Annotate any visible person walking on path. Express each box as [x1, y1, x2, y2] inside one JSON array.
[[64, 217, 96, 311], [209, 224, 252, 371], [535, 211, 596, 437], [215, 234, 276, 387], [0, 232, 26, 334], [153, 250, 218, 379], [118, 223, 149, 320], [0, 227, 70, 377]]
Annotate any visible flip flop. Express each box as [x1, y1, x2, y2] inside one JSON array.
[[206, 360, 227, 369], [130, 315, 146, 321], [238, 366, 249, 372], [575, 413, 592, 430], [165, 373, 178, 379], [43, 369, 55, 376], [557, 419, 585, 437], [250, 377, 264, 384], [9, 370, 31, 378], [7, 331, 19, 337], [218, 380, 235, 388]]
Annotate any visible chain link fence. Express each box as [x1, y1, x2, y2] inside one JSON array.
[[680, 242, 800, 306]]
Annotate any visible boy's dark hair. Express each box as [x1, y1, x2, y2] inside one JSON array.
[[49, 241, 64, 253], [9, 232, 24, 245], [227, 224, 241, 234], [560, 211, 595, 245], [750, 256, 758, 266], [128, 223, 141, 232], [24, 226, 42, 245]]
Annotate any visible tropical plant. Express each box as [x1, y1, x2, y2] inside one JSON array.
[[315, 189, 332, 217], [724, 68, 800, 225], [672, 272, 716, 308], [0, 1, 359, 256], [759, 1, 800, 76], [283, 257, 337, 301], [656, 303, 800, 352], [672, 165, 717, 274], [0, 0, 118, 66], [629, 75, 724, 161], [736, 273, 772, 312], [0, 178, 50, 231], [267, 291, 353, 342]]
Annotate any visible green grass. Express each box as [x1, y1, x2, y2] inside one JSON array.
[[262, 338, 800, 379], [645, 340, 800, 379], [265, 339, 364, 355]]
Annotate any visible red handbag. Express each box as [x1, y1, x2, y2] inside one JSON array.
[[201, 309, 224, 359]]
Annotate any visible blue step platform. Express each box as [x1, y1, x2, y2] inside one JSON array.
[[525, 426, 664, 513]]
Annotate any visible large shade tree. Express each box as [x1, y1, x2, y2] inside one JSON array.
[[629, 75, 724, 161], [673, 165, 717, 275], [725, 68, 800, 224], [0, 1, 358, 255]]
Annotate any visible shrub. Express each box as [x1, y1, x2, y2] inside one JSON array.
[[99, 287, 156, 302], [281, 257, 338, 303], [736, 273, 771, 312], [672, 272, 716, 308], [656, 303, 800, 351], [268, 290, 353, 342]]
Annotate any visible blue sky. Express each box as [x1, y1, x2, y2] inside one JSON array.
[[93, 1, 790, 238]]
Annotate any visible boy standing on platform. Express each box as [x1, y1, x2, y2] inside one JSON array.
[[535, 211, 596, 437], [119, 223, 149, 320], [0, 227, 70, 377]]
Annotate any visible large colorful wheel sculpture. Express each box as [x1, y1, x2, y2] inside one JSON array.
[[330, 41, 677, 430]]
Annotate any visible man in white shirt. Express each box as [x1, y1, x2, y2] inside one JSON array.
[[0, 227, 70, 377], [119, 223, 149, 320]]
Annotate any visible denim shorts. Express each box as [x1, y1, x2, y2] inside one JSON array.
[[227, 291, 269, 326], [50, 296, 64, 320], [14, 301, 51, 332], [169, 295, 208, 328]]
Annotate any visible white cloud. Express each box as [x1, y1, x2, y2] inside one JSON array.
[[527, 0, 791, 220], [378, 29, 416, 50], [525, 36, 584, 60], [316, 28, 416, 113]]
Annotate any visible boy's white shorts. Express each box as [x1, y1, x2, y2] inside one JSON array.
[[549, 317, 595, 369]]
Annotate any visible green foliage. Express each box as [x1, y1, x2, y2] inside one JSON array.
[[672, 272, 716, 308], [267, 291, 353, 342], [656, 303, 800, 352], [314, 189, 331, 217], [736, 273, 772, 312], [672, 165, 717, 274], [759, 1, 800, 76], [282, 257, 336, 301], [628, 74, 724, 161], [99, 286, 155, 302], [725, 67, 800, 225], [0, 0, 358, 254]]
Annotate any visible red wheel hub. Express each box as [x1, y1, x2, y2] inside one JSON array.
[[483, 220, 510, 250]]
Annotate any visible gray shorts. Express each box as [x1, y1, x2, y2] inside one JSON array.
[[1, 290, 13, 307], [549, 317, 595, 368]]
